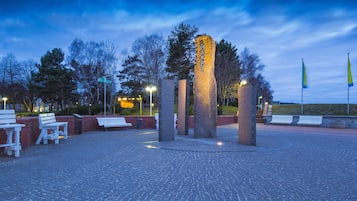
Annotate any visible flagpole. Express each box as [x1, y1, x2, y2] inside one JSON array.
[[347, 85, 350, 115], [347, 52, 350, 115], [301, 58, 304, 115], [301, 85, 304, 114]]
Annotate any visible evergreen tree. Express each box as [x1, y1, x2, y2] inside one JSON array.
[[166, 23, 198, 82], [117, 55, 146, 97], [32, 48, 76, 111], [215, 39, 241, 106]]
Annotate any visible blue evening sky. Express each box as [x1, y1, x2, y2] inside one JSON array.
[[1, 0, 357, 104]]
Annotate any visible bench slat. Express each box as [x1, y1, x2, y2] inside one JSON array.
[[0, 110, 16, 115], [0, 111, 17, 124], [0, 118, 17, 124]]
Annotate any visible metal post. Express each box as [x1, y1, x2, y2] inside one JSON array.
[[104, 77, 106, 117], [149, 90, 153, 116], [145, 86, 156, 116], [138, 95, 142, 116]]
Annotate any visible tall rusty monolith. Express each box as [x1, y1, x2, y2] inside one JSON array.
[[238, 84, 256, 146], [193, 35, 217, 138], [177, 79, 189, 135], [158, 79, 175, 141]]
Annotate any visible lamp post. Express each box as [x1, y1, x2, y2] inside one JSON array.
[[138, 95, 143, 116], [98, 76, 111, 117], [2, 97, 8, 110], [145, 86, 157, 116], [258, 96, 263, 111]]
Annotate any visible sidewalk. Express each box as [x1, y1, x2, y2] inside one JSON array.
[[0, 124, 356, 201]]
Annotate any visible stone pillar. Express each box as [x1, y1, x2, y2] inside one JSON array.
[[238, 84, 256, 146], [193, 35, 217, 138], [158, 79, 175, 141], [178, 79, 189, 135]]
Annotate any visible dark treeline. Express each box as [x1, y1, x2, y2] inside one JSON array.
[[0, 23, 273, 114]]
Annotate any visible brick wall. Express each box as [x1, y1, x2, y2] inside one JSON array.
[[188, 115, 238, 128], [1, 115, 237, 152]]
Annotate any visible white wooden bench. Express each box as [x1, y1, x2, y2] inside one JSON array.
[[270, 115, 293, 125], [0, 110, 25, 157], [36, 113, 68, 145], [96, 117, 132, 129], [297, 115, 323, 126]]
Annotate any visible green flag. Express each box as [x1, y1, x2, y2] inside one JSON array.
[[348, 53, 353, 87], [302, 59, 307, 88]]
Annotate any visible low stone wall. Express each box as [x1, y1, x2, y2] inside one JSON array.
[[188, 115, 237, 128], [322, 115, 357, 128], [0, 115, 238, 152], [263, 115, 357, 128]]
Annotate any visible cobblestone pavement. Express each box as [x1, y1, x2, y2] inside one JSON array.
[[0, 124, 356, 201]]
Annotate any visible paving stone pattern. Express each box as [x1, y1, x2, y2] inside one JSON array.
[[0, 124, 356, 201]]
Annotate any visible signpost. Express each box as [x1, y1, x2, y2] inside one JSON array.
[[98, 76, 112, 117]]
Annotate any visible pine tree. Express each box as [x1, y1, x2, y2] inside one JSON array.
[[31, 48, 76, 111], [166, 23, 198, 82]]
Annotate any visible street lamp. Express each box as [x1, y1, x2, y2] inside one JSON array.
[[240, 80, 248, 86], [137, 95, 143, 116], [2, 97, 8, 110], [145, 85, 157, 116]]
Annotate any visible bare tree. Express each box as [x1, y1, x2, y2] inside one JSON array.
[[240, 48, 273, 104], [68, 39, 117, 106], [132, 34, 166, 86], [22, 59, 37, 112], [0, 53, 26, 109], [118, 34, 166, 99], [240, 47, 264, 84]]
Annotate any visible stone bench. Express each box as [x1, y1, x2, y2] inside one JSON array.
[[297, 115, 323, 126], [270, 115, 293, 125], [96, 117, 132, 129]]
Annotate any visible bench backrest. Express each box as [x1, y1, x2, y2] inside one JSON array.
[[39, 113, 57, 128], [96, 117, 127, 126], [298, 115, 323, 123], [0, 110, 17, 124], [271, 115, 293, 123], [299, 115, 322, 121]]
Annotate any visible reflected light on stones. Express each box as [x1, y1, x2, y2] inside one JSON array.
[[217, 141, 223, 146], [145, 145, 158, 149]]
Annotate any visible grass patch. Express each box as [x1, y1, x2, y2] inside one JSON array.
[[272, 104, 357, 115]]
